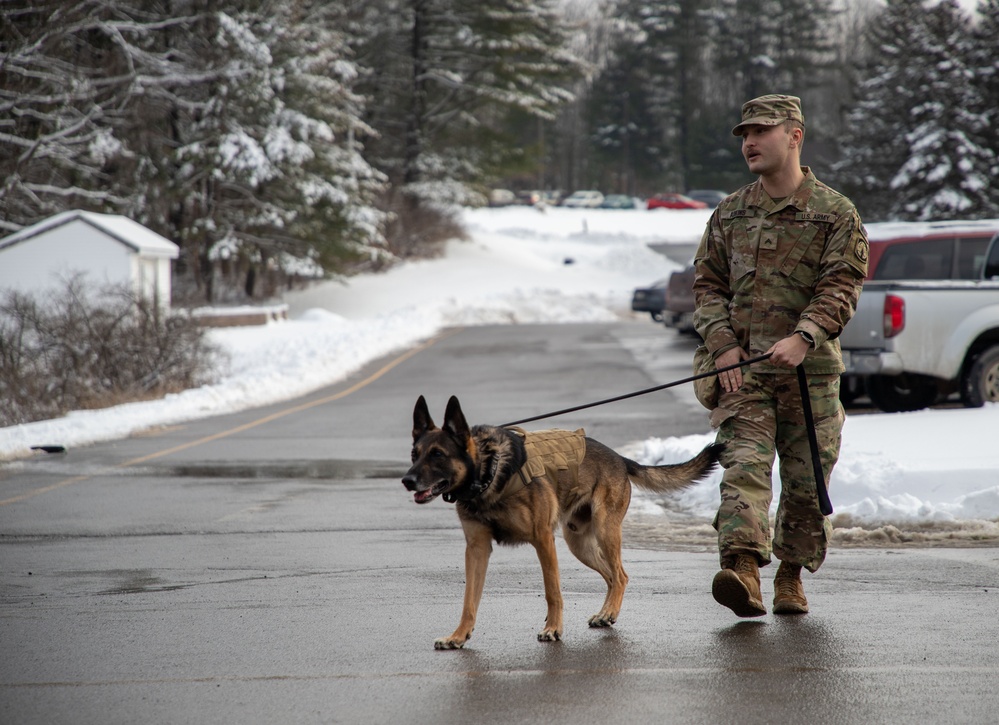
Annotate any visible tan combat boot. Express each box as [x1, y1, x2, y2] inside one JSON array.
[[773, 561, 809, 614], [712, 554, 766, 617]]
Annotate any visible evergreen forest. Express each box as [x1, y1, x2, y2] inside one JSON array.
[[2, 0, 998, 301]]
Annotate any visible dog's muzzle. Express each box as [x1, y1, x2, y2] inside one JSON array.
[[402, 473, 450, 504]]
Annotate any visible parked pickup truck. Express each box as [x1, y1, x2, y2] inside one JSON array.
[[840, 224, 999, 412]]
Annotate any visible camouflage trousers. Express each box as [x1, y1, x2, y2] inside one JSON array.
[[710, 370, 844, 573]]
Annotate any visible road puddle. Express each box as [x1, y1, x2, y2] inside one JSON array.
[[156, 459, 405, 481]]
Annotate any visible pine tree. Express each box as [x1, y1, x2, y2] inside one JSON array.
[[843, 0, 996, 221], [587, 1, 676, 194], [274, 3, 389, 273], [587, 0, 730, 194], [585, 0, 846, 195], [711, 0, 841, 106], [836, 0, 931, 220], [889, 0, 997, 220], [166, 1, 388, 300], [0, 2, 170, 231], [0, 1, 387, 300], [587, 41, 660, 195], [971, 0, 999, 208], [353, 0, 586, 246]]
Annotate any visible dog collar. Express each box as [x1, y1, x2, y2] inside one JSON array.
[[443, 459, 498, 503]]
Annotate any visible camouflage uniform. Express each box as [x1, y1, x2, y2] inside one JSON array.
[[693, 160, 868, 572]]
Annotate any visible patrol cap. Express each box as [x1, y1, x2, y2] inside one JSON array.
[[731, 94, 804, 136]]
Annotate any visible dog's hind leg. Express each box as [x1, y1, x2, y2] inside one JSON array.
[[435, 520, 492, 650], [563, 498, 630, 628], [532, 531, 565, 642]]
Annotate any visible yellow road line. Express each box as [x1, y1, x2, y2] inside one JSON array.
[[0, 331, 458, 507]]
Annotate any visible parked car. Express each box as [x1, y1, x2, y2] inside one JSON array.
[[515, 190, 543, 206], [601, 194, 639, 209], [685, 189, 728, 207], [488, 189, 516, 207], [631, 278, 669, 321], [647, 193, 708, 210], [662, 265, 697, 334], [562, 190, 605, 208]]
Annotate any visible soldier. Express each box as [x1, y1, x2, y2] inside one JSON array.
[[692, 94, 868, 617]]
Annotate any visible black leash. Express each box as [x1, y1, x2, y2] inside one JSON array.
[[500, 352, 774, 427], [796, 364, 834, 516], [501, 350, 833, 516]]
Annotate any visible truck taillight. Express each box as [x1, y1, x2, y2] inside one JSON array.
[[884, 294, 905, 338]]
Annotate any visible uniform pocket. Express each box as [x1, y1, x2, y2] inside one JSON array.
[[709, 406, 737, 430], [778, 224, 821, 285], [693, 345, 720, 410], [725, 219, 757, 283]]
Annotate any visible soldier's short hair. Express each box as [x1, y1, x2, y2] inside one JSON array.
[[782, 118, 805, 152]]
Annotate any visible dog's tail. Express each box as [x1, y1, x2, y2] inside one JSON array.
[[625, 442, 723, 493]]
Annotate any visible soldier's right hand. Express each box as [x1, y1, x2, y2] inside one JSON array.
[[715, 346, 749, 393]]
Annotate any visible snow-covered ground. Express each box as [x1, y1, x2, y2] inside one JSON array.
[[2, 205, 997, 541]]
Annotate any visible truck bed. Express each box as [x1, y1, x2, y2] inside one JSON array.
[[839, 279, 999, 411]]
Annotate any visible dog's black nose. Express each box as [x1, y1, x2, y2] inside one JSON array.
[[402, 473, 418, 491]]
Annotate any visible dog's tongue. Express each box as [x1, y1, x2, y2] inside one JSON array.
[[414, 489, 435, 504]]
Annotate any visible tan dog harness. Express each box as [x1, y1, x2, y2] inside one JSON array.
[[503, 427, 586, 499]]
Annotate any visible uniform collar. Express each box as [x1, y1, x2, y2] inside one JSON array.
[[746, 166, 816, 212]]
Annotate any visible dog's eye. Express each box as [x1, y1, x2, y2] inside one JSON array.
[[430, 449, 445, 459], [410, 448, 418, 462]]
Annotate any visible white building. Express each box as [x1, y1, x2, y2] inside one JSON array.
[[0, 210, 180, 308]]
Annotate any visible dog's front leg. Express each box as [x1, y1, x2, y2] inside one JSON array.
[[533, 532, 564, 642], [435, 521, 492, 650]]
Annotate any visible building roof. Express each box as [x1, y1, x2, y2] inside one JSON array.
[[0, 210, 179, 259]]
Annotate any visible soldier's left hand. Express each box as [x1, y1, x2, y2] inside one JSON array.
[[766, 334, 810, 368]]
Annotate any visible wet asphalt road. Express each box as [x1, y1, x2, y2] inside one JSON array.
[[1, 321, 998, 725]]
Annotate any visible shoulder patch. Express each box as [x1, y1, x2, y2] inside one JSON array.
[[795, 212, 837, 223], [854, 237, 869, 263], [723, 209, 754, 219]]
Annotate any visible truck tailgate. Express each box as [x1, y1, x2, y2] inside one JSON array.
[[841, 279, 999, 379], [839, 287, 887, 349]]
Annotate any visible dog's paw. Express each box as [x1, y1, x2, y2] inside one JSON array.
[[434, 636, 466, 650], [537, 627, 562, 642], [587, 612, 617, 628]]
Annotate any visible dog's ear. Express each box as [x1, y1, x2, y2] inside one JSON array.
[[412, 395, 436, 440], [442, 395, 470, 442]]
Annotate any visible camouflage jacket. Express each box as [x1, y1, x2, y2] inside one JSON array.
[[693, 168, 868, 375]]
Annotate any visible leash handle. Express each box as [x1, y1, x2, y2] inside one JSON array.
[[500, 352, 773, 427], [796, 364, 834, 516]]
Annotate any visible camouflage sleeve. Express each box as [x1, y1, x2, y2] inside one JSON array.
[[692, 209, 741, 357], [796, 208, 869, 346]]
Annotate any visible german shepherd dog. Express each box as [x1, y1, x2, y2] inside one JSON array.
[[402, 395, 722, 649]]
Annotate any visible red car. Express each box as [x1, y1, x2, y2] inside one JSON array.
[[864, 221, 999, 281], [647, 193, 708, 210]]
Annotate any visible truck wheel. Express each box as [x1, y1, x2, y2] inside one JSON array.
[[839, 375, 864, 407], [961, 345, 999, 408], [866, 373, 939, 413]]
